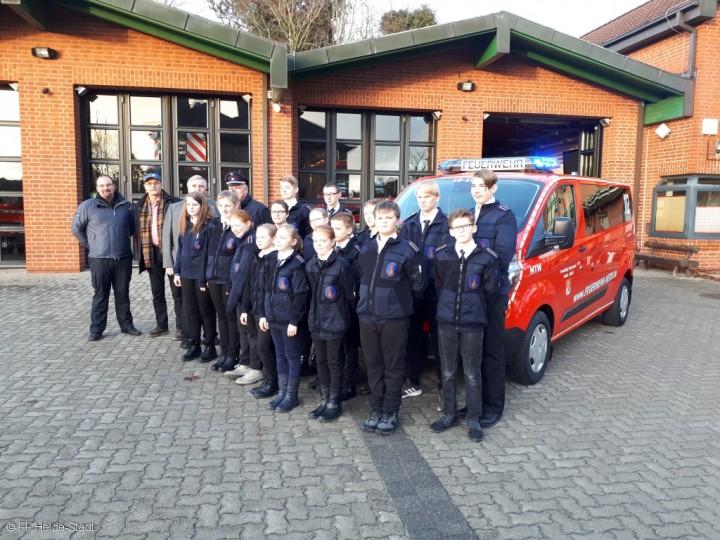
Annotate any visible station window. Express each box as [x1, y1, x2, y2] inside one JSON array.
[[0, 85, 24, 265], [83, 93, 251, 202], [651, 176, 720, 238], [298, 109, 437, 218]]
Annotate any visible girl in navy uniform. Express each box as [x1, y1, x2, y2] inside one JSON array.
[[221, 210, 258, 377], [173, 192, 217, 361], [205, 191, 239, 368], [305, 225, 356, 422], [258, 224, 309, 412], [240, 224, 278, 399]]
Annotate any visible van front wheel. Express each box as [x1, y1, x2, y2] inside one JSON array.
[[510, 311, 551, 385]]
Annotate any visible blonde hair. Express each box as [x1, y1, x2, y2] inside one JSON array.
[[278, 223, 304, 253], [414, 179, 440, 197]]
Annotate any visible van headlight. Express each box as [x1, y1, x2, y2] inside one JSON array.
[[508, 255, 520, 291]]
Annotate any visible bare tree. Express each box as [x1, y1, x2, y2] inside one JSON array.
[[380, 4, 437, 35], [208, 0, 344, 51], [151, 0, 180, 7]]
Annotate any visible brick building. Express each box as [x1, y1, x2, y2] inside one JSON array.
[[1, 0, 718, 271]]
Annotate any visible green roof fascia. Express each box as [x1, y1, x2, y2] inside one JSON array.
[[510, 32, 689, 104], [644, 95, 687, 124], [50, 0, 287, 87], [474, 20, 510, 69], [290, 14, 498, 78], [1, 0, 48, 29]]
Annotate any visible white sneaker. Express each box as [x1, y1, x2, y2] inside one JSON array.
[[401, 380, 423, 399], [236, 369, 264, 385], [224, 364, 250, 379]]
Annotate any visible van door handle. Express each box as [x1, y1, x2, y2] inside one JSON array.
[[578, 246, 587, 253]]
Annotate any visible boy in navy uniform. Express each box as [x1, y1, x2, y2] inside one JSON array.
[[470, 168, 517, 428], [357, 201, 426, 435], [430, 209, 498, 441], [399, 179, 453, 403]]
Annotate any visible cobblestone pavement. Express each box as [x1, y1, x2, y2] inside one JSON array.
[[0, 268, 718, 539]]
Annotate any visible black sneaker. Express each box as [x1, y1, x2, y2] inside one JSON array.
[[363, 411, 382, 432], [430, 414, 458, 433], [468, 419, 484, 442], [377, 413, 399, 435]]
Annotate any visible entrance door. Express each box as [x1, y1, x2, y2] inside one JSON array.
[[0, 86, 24, 265]]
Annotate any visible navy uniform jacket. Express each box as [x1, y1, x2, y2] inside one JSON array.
[[356, 236, 426, 324], [259, 252, 309, 327], [205, 221, 238, 285], [241, 194, 272, 226], [433, 245, 498, 333], [242, 250, 276, 315], [399, 209, 453, 302], [287, 202, 311, 238], [305, 251, 356, 341], [226, 229, 258, 312], [173, 218, 215, 281], [472, 200, 517, 295], [336, 238, 361, 289]]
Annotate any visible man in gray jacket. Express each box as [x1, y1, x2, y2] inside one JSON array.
[[72, 175, 140, 341]]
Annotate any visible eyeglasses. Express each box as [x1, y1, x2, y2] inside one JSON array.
[[451, 224, 473, 232], [271, 210, 287, 214]]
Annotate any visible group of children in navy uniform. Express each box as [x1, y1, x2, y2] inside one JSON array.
[[171, 171, 514, 442]]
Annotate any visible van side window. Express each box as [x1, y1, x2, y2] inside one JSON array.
[[543, 185, 576, 232], [579, 184, 631, 236]]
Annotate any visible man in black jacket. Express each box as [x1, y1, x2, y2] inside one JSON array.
[[134, 172, 180, 337], [72, 175, 139, 341], [225, 171, 271, 226]]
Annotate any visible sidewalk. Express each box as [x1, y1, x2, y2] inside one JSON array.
[[0, 268, 718, 539]]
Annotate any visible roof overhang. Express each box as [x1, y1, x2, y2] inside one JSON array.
[[593, 0, 717, 54], [290, 11, 693, 125], [3, 0, 288, 88]]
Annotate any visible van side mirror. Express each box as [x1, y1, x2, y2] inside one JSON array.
[[545, 217, 575, 249]]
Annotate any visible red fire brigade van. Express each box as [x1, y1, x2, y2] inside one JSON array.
[[395, 157, 635, 385]]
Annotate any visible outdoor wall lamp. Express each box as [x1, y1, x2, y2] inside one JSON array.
[[655, 123, 671, 139], [9, 83, 19, 91], [457, 80, 476, 92], [241, 94, 252, 104], [599, 118, 611, 127], [431, 111, 442, 121], [76, 86, 89, 96], [31, 47, 58, 59], [272, 102, 282, 113]]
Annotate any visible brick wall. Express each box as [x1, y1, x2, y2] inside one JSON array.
[[292, 49, 641, 184], [0, 4, 269, 272], [627, 13, 720, 270]]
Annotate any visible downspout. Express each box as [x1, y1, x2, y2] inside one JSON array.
[[673, 7, 698, 78], [262, 73, 269, 205], [634, 101, 645, 246]]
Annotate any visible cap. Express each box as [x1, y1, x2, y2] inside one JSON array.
[[225, 171, 248, 187], [144, 172, 162, 183]]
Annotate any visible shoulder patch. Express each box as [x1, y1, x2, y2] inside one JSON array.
[[352, 245, 361, 253], [245, 236, 254, 245], [294, 254, 305, 264], [407, 241, 420, 253], [434, 244, 449, 253], [498, 205, 510, 212], [485, 248, 498, 258]]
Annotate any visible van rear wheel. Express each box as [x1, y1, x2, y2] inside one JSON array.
[[602, 277, 631, 327], [510, 311, 551, 385]]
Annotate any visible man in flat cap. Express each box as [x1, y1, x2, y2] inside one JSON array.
[[225, 171, 271, 226], [134, 171, 180, 337]]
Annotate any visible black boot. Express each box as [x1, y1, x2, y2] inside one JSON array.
[[276, 377, 300, 413], [199, 343, 218, 363], [180, 335, 191, 349], [181, 341, 201, 361], [267, 375, 288, 409], [211, 349, 227, 371], [252, 376, 278, 399], [219, 354, 237, 372], [308, 386, 329, 419], [319, 394, 342, 422]]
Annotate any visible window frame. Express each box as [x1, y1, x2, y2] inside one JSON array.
[[651, 175, 720, 239]]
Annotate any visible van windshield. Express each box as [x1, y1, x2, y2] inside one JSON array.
[[395, 176, 543, 230]]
